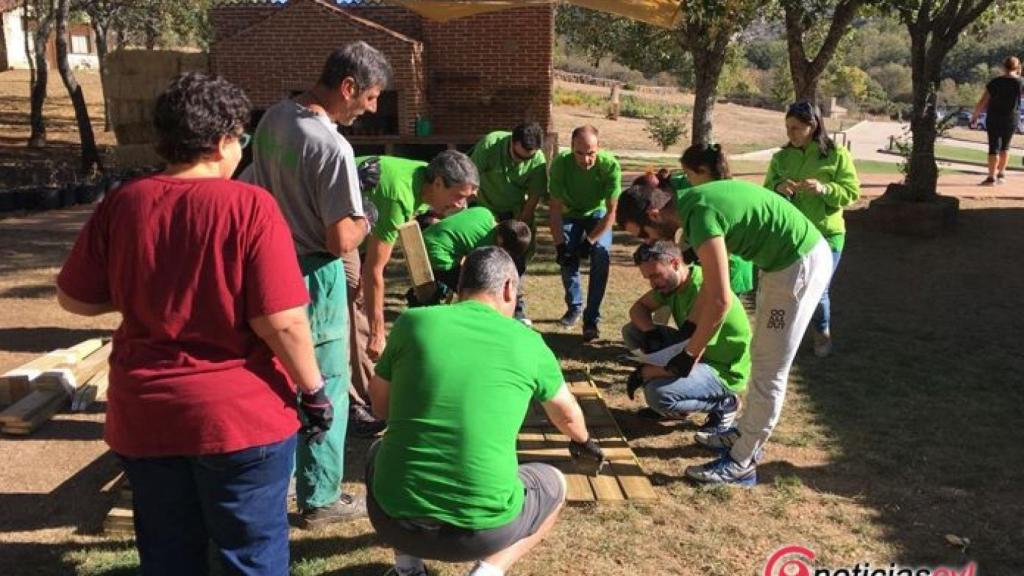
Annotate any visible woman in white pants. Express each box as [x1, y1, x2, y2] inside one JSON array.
[[615, 143, 832, 486]]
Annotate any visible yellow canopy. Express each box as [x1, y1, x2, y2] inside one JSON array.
[[391, 0, 682, 29]]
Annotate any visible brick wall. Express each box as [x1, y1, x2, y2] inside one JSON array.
[[210, 0, 424, 137], [421, 5, 553, 136], [210, 0, 553, 140]]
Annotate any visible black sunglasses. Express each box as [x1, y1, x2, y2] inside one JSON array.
[[633, 243, 678, 265]]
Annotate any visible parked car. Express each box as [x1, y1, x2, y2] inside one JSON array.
[[973, 112, 987, 131]]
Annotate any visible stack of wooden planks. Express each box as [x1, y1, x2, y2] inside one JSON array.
[[517, 374, 658, 504], [103, 473, 134, 536], [0, 339, 111, 435]]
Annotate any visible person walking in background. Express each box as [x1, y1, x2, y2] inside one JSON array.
[[971, 56, 1023, 185], [764, 101, 860, 357]]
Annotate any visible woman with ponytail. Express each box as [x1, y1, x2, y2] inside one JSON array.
[[764, 101, 860, 357], [615, 142, 832, 486]]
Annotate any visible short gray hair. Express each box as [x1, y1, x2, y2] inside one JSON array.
[[425, 150, 479, 189], [458, 246, 518, 296], [318, 41, 392, 92]]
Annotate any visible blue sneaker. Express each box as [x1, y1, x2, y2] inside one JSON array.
[[560, 307, 582, 327], [685, 455, 757, 486]]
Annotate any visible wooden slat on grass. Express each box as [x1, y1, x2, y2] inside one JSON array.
[[517, 372, 657, 504]]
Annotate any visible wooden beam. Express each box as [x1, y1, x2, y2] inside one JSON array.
[[0, 338, 104, 404], [397, 220, 437, 303]]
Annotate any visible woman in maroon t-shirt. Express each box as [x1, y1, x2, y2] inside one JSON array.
[[57, 73, 331, 575]]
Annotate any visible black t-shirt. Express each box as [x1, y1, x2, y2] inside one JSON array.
[[986, 76, 1023, 122]]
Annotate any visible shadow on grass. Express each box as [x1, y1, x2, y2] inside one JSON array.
[[0, 326, 111, 354], [770, 206, 1024, 570]]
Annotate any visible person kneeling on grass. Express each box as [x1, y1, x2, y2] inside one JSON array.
[[366, 247, 606, 576], [623, 242, 751, 436], [412, 206, 532, 305]]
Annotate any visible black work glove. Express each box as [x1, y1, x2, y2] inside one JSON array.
[[666, 349, 697, 378], [640, 329, 668, 354], [569, 437, 608, 475], [555, 243, 578, 268], [575, 237, 594, 260], [427, 280, 451, 305], [677, 320, 697, 342], [357, 156, 381, 192], [298, 384, 334, 445], [626, 367, 645, 401]]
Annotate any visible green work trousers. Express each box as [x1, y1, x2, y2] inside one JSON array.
[[295, 254, 350, 510]]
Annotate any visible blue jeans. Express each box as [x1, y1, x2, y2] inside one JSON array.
[[811, 248, 842, 333], [117, 434, 296, 576], [643, 364, 734, 418], [560, 212, 612, 326]]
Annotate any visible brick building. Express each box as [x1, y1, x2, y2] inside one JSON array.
[[210, 0, 554, 157]]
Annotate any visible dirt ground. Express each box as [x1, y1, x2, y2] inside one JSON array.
[[0, 70, 116, 188], [2, 70, 1023, 576]]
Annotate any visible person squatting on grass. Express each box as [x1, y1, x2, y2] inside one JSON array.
[[57, 72, 327, 575], [764, 101, 861, 358], [623, 242, 751, 435], [971, 55, 1023, 185], [245, 41, 390, 527], [416, 206, 532, 305], [616, 143, 832, 486], [365, 247, 606, 576]]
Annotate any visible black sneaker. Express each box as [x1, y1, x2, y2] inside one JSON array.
[[299, 493, 367, 528], [349, 404, 386, 438], [981, 176, 996, 186], [582, 322, 600, 342]]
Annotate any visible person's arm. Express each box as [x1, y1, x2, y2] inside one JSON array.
[[250, 306, 323, 394], [684, 237, 731, 359], [540, 384, 590, 443], [971, 90, 990, 126], [519, 193, 541, 226], [819, 147, 861, 209], [361, 235, 395, 361], [56, 288, 117, 317], [326, 216, 368, 257], [628, 290, 662, 333], [587, 194, 617, 243], [518, 162, 547, 224], [368, 374, 390, 420]]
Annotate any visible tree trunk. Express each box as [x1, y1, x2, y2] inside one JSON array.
[[92, 21, 110, 131], [23, 0, 34, 87], [783, 0, 863, 105], [903, 24, 944, 201], [55, 0, 101, 173], [790, 58, 821, 103], [28, 16, 52, 148], [689, 39, 728, 146]]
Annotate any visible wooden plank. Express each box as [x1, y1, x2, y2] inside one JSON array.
[[0, 339, 104, 404], [610, 459, 658, 501], [2, 392, 67, 434], [34, 343, 112, 393], [517, 445, 635, 462], [397, 220, 436, 303], [589, 472, 626, 501], [0, 390, 58, 424]]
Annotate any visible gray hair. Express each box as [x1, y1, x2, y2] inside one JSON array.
[[425, 150, 479, 189], [318, 41, 392, 92], [458, 246, 518, 296]]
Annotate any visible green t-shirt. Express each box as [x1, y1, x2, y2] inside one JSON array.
[[763, 142, 860, 251], [676, 179, 822, 272], [372, 300, 564, 529], [669, 173, 755, 295], [422, 207, 497, 272], [357, 155, 428, 244], [548, 150, 622, 218], [651, 266, 751, 393], [470, 131, 547, 216]]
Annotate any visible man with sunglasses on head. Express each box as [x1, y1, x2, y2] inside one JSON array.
[[469, 123, 548, 325], [245, 41, 391, 528], [624, 242, 751, 438]]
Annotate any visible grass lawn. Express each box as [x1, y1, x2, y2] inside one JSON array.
[[3, 199, 1023, 576], [934, 144, 1024, 167]]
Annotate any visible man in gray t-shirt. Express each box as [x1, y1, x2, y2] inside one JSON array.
[[246, 41, 392, 528]]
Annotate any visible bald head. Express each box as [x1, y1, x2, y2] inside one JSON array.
[[571, 125, 599, 170]]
